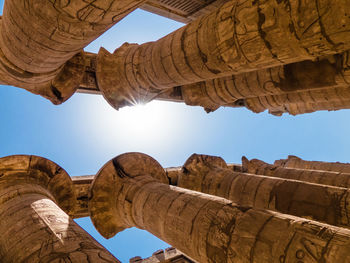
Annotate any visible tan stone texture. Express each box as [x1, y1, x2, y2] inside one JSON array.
[[181, 52, 350, 113], [0, 0, 146, 104], [72, 175, 94, 219], [173, 154, 350, 228], [244, 85, 350, 115], [242, 157, 350, 188], [130, 247, 195, 263], [1, 0, 350, 116], [96, 0, 350, 109], [0, 155, 120, 263], [89, 152, 350, 263], [275, 155, 350, 173]]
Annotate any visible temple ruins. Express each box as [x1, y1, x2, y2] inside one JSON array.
[[0, 0, 349, 115], [2, 153, 350, 262], [1, 0, 350, 262]]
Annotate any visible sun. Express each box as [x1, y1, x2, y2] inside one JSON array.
[[81, 95, 193, 151], [116, 102, 168, 138]]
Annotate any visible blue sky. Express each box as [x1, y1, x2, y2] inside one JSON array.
[[1, 2, 350, 262]]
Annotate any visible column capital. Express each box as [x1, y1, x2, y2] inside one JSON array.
[[0, 155, 76, 215], [90, 152, 168, 238]]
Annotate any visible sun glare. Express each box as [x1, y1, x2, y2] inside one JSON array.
[[88, 98, 190, 150], [116, 103, 168, 137]]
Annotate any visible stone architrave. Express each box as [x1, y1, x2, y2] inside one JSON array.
[[275, 155, 350, 173], [96, 0, 350, 109], [242, 157, 350, 188], [174, 154, 350, 229], [130, 247, 195, 263], [0, 155, 120, 263], [89, 152, 350, 263]]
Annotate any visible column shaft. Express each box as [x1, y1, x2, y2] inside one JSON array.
[[242, 158, 350, 188], [90, 153, 350, 263], [0, 0, 145, 73], [244, 85, 350, 115], [97, 0, 350, 109], [181, 51, 350, 112], [0, 185, 118, 263], [275, 155, 350, 173], [0, 155, 120, 263], [176, 154, 350, 228], [0, 0, 145, 104]]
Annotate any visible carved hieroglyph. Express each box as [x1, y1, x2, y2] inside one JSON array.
[[275, 155, 350, 173], [171, 154, 350, 229], [0, 155, 120, 263], [0, 0, 146, 104], [89, 152, 350, 263], [1, 0, 350, 116], [242, 157, 350, 188], [96, 0, 350, 109], [180, 51, 350, 114]]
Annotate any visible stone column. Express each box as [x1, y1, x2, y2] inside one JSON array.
[[0, 0, 146, 104], [242, 157, 350, 188], [0, 155, 119, 263], [275, 155, 350, 173], [244, 85, 350, 115], [97, 0, 350, 109], [181, 51, 350, 113], [90, 152, 350, 263], [174, 154, 350, 229]]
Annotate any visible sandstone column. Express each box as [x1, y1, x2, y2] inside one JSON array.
[[243, 85, 350, 115], [180, 51, 350, 113], [90, 152, 350, 263], [0, 155, 119, 263], [242, 157, 350, 188], [173, 154, 350, 229], [97, 0, 350, 109], [0, 0, 146, 104], [275, 155, 350, 173]]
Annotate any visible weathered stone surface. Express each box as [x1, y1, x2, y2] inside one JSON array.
[[72, 175, 94, 219], [130, 247, 195, 262], [175, 154, 350, 228], [181, 52, 350, 113], [0, 155, 120, 263], [1, 0, 146, 73], [245, 85, 350, 116], [89, 152, 350, 263], [0, 0, 147, 104], [275, 155, 350, 173], [96, 0, 350, 109], [242, 157, 350, 188]]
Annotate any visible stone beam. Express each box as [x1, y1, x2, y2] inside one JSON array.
[[130, 247, 196, 263], [140, 0, 229, 24], [96, 0, 350, 109], [89, 152, 350, 263], [0, 155, 119, 262], [72, 175, 94, 219]]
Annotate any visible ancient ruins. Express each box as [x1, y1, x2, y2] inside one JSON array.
[[2, 0, 350, 262], [2, 153, 350, 262], [130, 247, 194, 262], [0, 0, 350, 115]]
